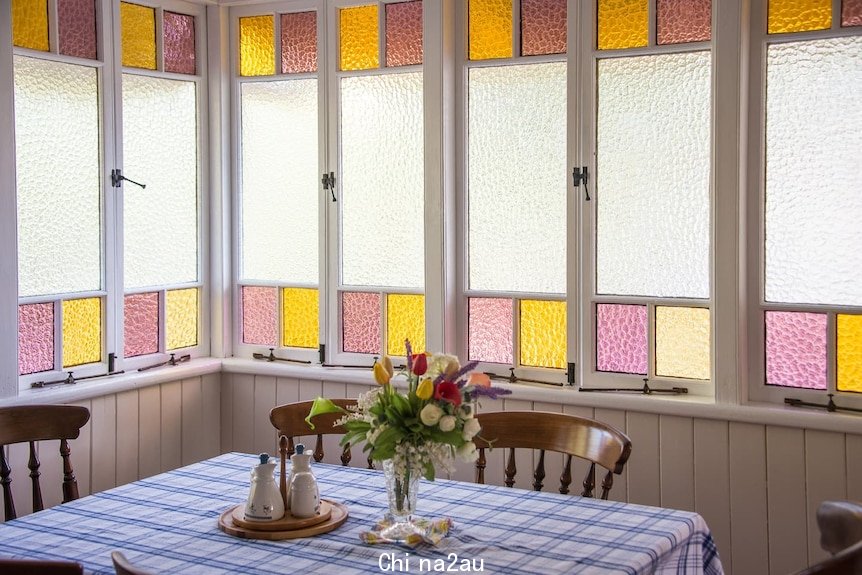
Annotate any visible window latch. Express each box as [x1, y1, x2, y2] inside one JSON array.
[[252, 348, 312, 365], [572, 166, 590, 201], [137, 353, 191, 372], [483, 368, 565, 387], [785, 394, 862, 415], [579, 377, 688, 395], [321, 172, 336, 202], [111, 169, 146, 189]]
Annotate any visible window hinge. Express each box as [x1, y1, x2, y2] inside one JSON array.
[[578, 377, 688, 395], [567, 362, 576, 386], [572, 166, 590, 201], [111, 169, 146, 189], [252, 348, 312, 365], [785, 394, 862, 415], [322, 172, 336, 202], [318, 344, 326, 364]]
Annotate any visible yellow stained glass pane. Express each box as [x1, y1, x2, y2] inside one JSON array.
[[598, 0, 648, 50], [768, 0, 831, 34], [12, 0, 49, 51], [387, 294, 425, 356], [282, 288, 319, 349], [239, 15, 275, 76], [519, 300, 566, 369], [838, 314, 862, 393], [121, 2, 156, 70], [62, 298, 101, 367], [166, 288, 198, 350], [468, 0, 513, 60], [656, 306, 711, 380], [340, 5, 379, 71]]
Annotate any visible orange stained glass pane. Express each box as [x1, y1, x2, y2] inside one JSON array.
[[838, 314, 862, 393], [166, 288, 198, 350], [121, 2, 156, 70], [655, 306, 711, 380], [239, 15, 276, 76], [519, 300, 566, 369], [387, 294, 425, 356], [62, 298, 102, 367], [340, 5, 379, 71], [12, 0, 49, 51], [282, 287, 319, 349], [598, 0, 648, 50], [768, 0, 831, 33], [469, 0, 513, 60]]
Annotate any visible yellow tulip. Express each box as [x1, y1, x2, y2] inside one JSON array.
[[373, 361, 391, 385], [382, 355, 394, 378], [416, 378, 433, 400]]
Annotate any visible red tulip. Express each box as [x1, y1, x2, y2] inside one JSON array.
[[412, 353, 428, 376], [434, 381, 462, 407]]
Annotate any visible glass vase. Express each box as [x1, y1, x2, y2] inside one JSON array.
[[380, 459, 423, 541]]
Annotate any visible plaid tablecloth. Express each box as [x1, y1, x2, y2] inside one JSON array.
[[0, 452, 723, 574]]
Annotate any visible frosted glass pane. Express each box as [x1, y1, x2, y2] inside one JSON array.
[[282, 288, 318, 349], [596, 304, 647, 375], [58, 0, 97, 59], [520, 300, 566, 369], [469, 298, 513, 364], [240, 81, 318, 284], [387, 294, 425, 356], [765, 311, 827, 389], [281, 11, 317, 74], [14, 57, 101, 297], [468, 63, 566, 294], [596, 52, 711, 299], [62, 298, 101, 367], [838, 314, 862, 393], [342, 292, 381, 354], [469, 0, 512, 60], [655, 306, 711, 380], [521, 0, 567, 56], [242, 286, 277, 346], [19, 303, 54, 375], [166, 288, 197, 350], [123, 75, 198, 289], [386, 1, 423, 67], [765, 38, 862, 306], [341, 73, 424, 289], [657, 0, 711, 44], [124, 292, 159, 357]]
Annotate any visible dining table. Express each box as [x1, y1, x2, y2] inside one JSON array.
[[0, 452, 723, 574]]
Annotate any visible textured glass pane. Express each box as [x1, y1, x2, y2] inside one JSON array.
[[387, 294, 425, 356], [655, 307, 710, 380], [166, 288, 197, 350], [342, 292, 381, 354], [240, 16, 275, 76], [123, 75, 198, 289], [469, 298, 513, 365], [386, 1, 423, 67], [121, 2, 156, 70], [596, 52, 711, 299], [520, 300, 566, 369], [765, 311, 827, 389], [62, 298, 101, 367], [598, 0, 648, 50], [469, 0, 512, 60], [657, 0, 711, 44], [12, 0, 49, 51], [340, 5, 379, 71], [124, 292, 159, 358], [845, 0, 862, 26], [58, 0, 97, 59], [281, 11, 317, 74], [765, 38, 862, 306], [164, 12, 196, 75], [341, 73, 424, 289], [282, 288, 318, 349], [240, 81, 318, 284], [838, 315, 862, 393], [242, 287, 277, 346], [768, 0, 831, 33], [18, 303, 54, 375], [14, 57, 101, 297], [596, 304, 647, 375], [521, 0, 567, 56], [468, 63, 566, 294]]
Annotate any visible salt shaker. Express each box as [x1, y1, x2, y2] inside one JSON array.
[[244, 453, 285, 521], [288, 444, 320, 518]]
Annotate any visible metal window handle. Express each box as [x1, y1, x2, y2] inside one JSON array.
[[111, 169, 146, 189]]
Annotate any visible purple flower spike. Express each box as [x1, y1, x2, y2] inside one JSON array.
[[451, 360, 479, 382], [405, 339, 413, 372], [471, 386, 513, 400]]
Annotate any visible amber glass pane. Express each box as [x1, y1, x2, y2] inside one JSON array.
[[838, 314, 862, 393], [12, 0, 49, 51], [387, 294, 425, 356], [521, 0, 567, 56], [768, 0, 831, 33], [62, 298, 102, 367], [340, 5, 379, 71], [282, 288, 319, 349], [282, 11, 318, 74], [519, 300, 566, 369], [657, 0, 711, 44], [58, 0, 97, 59], [598, 0, 648, 50], [121, 2, 156, 70], [655, 307, 711, 380], [469, 0, 513, 60], [240, 16, 275, 76], [166, 288, 198, 350]]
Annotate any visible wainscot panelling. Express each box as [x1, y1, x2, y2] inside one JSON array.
[[766, 426, 808, 574], [729, 422, 769, 575]]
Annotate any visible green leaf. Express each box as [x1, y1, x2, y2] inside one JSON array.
[[423, 460, 435, 481], [304, 397, 348, 429]]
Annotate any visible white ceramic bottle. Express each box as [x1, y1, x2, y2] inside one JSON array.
[[244, 453, 285, 521], [289, 444, 320, 518]]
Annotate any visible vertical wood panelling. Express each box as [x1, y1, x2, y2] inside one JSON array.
[[160, 381, 182, 473], [68, 400, 92, 497], [729, 422, 769, 575], [220, 373, 234, 453], [804, 430, 847, 565], [591, 408, 626, 502], [231, 374, 255, 454], [659, 415, 695, 511], [201, 374, 221, 459], [766, 426, 808, 574], [275, 377, 300, 407], [138, 385, 162, 479], [626, 412, 661, 506], [116, 390, 139, 485], [181, 378, 204, 465], [90, 395, 117, 493], [253, 376, 277, 455], [7, 443, 32, 518], [847, 434, 862, 502], [37, 440, 62, 510], [694, 419, 731, 575]]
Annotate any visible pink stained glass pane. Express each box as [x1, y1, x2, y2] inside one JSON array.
[[58, 0, 97, 59], [242, 286, 278, 346], [164, 11, 196, 75], [282, 11, 318, 74], [844, 0, 862, 26], [385, 1, 423, 67], [596, 303, 648, 375], [342, 292, 381, 354], [124, 292, 159, 358], [765, 311, 827, 389], [468, 297, 514, 364], [18, 303, 55, 375], [657, 0, 711, 44], [521, 0, 567, 56]]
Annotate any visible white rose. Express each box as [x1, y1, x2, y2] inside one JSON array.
[[420, 403, 443, 426], [438, 415, 456, 432], [462, 417, 481, 440], [457, 442, 477, 462]]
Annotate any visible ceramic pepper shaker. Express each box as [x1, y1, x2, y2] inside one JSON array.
[[289, 444, 320, 518]]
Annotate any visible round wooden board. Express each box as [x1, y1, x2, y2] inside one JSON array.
[[219, 501, 349, 541], [231, 501, 333, 531]]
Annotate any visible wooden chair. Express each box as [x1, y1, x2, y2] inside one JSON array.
[[793, 500, 862, 574], [794, 539, 862, 575], [0, 558, 83, 574], [112, 551, 156, 575], [0, 405, 90, 521], [269, 399, 373, 468], [473, 411, 632, 499]]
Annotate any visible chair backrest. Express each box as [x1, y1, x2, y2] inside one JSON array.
[[473, 411, 632, 499], [269, 399, 372, 468], [112, 551, 156, 575], [0, 405, 90, 521], [818, 500, 862, 555], [0, 558, 83, 574], [794, 539, 862, 575]]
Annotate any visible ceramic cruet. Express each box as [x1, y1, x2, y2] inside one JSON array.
[[244, 453, 285, 521], [289, 444, 320, 518]]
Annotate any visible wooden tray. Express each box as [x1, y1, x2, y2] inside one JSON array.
[[231, 500, 333, 531], [219, 500, 349, 541]]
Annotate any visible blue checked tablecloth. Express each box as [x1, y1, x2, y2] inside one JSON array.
[[0, 452, 723, 575]]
